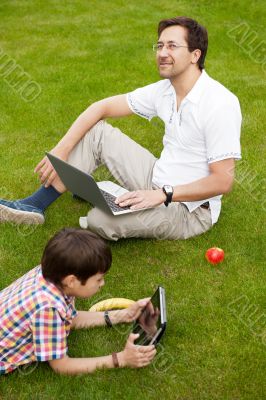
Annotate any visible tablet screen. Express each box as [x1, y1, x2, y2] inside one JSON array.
[[132, 287, 162, 345]]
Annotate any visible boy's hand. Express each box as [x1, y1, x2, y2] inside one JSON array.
[[120, 298, 150, 323], [138, 303, 160, 336], [118, 333, 156, 368]]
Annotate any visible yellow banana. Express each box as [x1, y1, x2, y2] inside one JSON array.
[[89, 298, 135, 312]]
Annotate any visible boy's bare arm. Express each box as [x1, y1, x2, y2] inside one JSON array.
[[71, 311, 115, 328], [49, 333, 156, 375], [71, 299, 150, 329], [72, 299, 150, 329], [49, 354, 115, 374]]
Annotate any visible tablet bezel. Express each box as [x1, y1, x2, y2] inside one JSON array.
[[132, 286, 166, 346]]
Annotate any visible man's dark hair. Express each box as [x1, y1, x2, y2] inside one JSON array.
[[158, 16, 208, 71], [41, 228, 112, 287]]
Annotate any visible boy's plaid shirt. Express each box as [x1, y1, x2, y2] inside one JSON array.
[[0, 265, 77, 375]]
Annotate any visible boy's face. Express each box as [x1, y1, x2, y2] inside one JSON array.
[[61, 272, 105, 299]]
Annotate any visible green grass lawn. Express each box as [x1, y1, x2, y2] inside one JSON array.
[[0, 0, 265, 399]]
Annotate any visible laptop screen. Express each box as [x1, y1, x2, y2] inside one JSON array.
[[132, 287, 162, 345]]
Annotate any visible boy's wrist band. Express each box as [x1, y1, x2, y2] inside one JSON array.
[[112, 352, 119, 368], [104, 310, 113, 327]]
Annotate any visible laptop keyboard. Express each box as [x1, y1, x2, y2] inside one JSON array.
[[100, 190, 131, 213]]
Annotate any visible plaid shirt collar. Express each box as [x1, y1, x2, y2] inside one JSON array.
[[37, 266, 75, 320]]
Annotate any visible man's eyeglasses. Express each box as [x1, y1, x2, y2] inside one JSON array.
[[152, 43, 190, 52]]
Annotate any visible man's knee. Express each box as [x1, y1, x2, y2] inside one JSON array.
[[80, 205, 188, 241], [80, 207, 180, 241], [85, 120, 113, 142], [82, 208, 120, 241]]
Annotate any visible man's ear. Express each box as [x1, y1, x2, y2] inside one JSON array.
[[191, 49, 201, 65], [61, 275, 77, 289]]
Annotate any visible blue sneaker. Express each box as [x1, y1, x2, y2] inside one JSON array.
[[0, 199, 44, 225]]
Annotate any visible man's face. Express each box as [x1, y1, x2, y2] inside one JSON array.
[[156, 25, 197, 79], [62, 272, 105, 299]]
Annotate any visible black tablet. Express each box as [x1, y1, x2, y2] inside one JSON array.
[[132, 286, 166, 346]]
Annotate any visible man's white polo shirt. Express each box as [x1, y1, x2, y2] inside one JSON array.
[[126, 70, 242, 224]]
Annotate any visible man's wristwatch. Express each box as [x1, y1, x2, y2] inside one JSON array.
[[162, 185, 174, 207]]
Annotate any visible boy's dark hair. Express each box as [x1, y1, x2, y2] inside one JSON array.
[[158, 16, 208, 71], [41, 228, 112, 287]]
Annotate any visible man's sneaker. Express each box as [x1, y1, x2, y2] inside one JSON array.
[[0, 199, 45, 225]]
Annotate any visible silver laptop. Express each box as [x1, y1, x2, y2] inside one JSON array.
[[46, 153, 152, 216]]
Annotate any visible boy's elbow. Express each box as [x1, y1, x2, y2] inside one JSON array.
[[49, 359, 63, 374], [49, 357, 70, 375]]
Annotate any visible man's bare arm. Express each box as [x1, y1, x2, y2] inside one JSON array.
[[55, 94, 133, 154], [116, 158, 235, 209], [35, 94, 132, 186], [172, 158, 235, 202]]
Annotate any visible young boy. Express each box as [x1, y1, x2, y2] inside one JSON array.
[[0, 228, 156, 375]]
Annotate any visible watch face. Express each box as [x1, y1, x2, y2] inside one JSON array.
[[164, 185, 173, 194]]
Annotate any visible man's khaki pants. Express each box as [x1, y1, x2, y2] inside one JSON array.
[[68, 120, 212, 241]]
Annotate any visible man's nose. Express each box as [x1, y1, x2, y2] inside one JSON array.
[[160, 45, 169, 57]]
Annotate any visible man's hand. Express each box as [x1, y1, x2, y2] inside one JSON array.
[[115, 189, 166, 210], [34, 147, 68, 188]]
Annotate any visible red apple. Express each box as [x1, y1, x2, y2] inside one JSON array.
[[205, 247, 224, 264]]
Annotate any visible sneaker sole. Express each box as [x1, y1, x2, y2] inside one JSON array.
[[0, 204, 44, 225]]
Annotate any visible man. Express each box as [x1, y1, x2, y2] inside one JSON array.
[[0, 16, 242, 241]]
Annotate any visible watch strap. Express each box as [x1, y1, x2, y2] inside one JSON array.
[[104, 310, 113, 327], [112, 352, 119, 368], [163, 185, 173, 207]]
